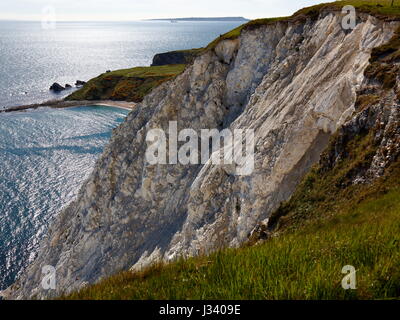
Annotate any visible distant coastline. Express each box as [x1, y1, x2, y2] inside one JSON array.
[[147, 17, 249, 22]]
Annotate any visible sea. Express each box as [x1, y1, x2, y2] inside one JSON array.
[[0, 20, 244, 290], [0, 20, 243, 109]]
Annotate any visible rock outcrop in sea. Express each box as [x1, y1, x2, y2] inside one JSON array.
[[4, 8, 400, 299], [49, 83, 65, 92]]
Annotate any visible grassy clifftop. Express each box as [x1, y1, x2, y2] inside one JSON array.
[[66, 64, 186, 102]]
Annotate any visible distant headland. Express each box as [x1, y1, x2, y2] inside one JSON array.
[[146, 17, 249, 22]]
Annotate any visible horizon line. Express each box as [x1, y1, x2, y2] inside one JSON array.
[[0, 15, 257, 23]]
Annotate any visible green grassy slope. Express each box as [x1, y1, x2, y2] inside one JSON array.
[[151, 48, 204, 66], [63, 160, 400, 300], [66, 64, 186, 102]]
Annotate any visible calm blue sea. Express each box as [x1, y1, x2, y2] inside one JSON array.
[[0, 106, 130, 290], [0, 20, 244, 290], [0, 20, 243, 109]]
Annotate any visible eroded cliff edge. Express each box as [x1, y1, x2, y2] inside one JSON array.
[[5, 10, 399, 299]]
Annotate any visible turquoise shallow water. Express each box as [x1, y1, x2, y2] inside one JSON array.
[[0, 105, 130, 290]]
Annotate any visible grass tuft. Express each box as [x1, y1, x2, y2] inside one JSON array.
[[62, 185, 400, 300]]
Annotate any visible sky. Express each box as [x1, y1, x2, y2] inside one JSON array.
[[0, 0, 326, 21]]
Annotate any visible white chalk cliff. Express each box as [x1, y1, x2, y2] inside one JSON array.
[[5, 9, 399, 299]]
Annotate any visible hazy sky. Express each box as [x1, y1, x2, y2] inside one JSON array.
[[0, 0, 325, 21]]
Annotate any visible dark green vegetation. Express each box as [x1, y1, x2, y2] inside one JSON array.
[[365, 25, 400, 91], [151, 48, 203, 67], [300, 0, 400, 18], [62, 1, 400, 300], [66, 64, 186, 102]]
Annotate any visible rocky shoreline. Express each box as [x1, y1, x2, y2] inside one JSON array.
[[0, 99, 136, 113]]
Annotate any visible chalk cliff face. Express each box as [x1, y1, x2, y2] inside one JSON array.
[[5, 11, 399, 299]]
